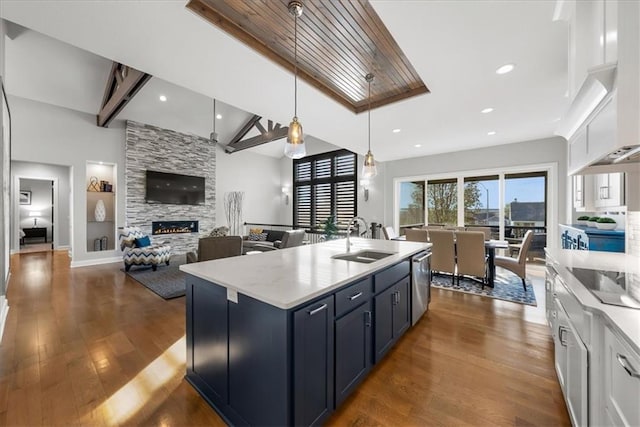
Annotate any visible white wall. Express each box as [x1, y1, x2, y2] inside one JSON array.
[[11, 161, 71, 249], [9, 95, 125, 265], [1, 18, 10, 340], [216, 144, 283, 229]]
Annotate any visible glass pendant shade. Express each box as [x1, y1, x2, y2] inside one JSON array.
[[362, 150, 377, 179], [285, 117, 306, 159]]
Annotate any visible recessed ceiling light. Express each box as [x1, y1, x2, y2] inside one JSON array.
[[216, 114, 222, 120], [392, 128, 401, 133], [414, 144, 422, 148], [487, 131, 497, 136], [159, 95, 167, 102], [496, 64, 515, 75], [481, 107, 494, 114]]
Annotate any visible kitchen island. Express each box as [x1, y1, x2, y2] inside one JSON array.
[[180, 238, 429, 426]]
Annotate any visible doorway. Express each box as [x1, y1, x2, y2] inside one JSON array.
[[17, 177, 54, 253]]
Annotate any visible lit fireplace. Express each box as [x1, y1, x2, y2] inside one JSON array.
[[152, 221, 199, 235]]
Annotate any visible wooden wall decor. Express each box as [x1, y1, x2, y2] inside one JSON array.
[[186, 0, 429, 113], [225, 115, 289, 154]]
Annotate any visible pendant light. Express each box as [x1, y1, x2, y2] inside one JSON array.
[[210, 98, 218, 143], [284, 0, 306, 159], [362, 73, 377, 178]]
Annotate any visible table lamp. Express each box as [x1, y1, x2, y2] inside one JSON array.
[[29, 211, 41, 227]]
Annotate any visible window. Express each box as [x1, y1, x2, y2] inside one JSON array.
[[426, 178, 457, 227], [463, 175, 499, 226], [294, 150, 357, 230], [399, 181, 425, 230]]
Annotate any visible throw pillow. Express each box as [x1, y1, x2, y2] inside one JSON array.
[[209, 226, 229, 237], [248, 232, 268, 241], [121, 238, 136, 248], [249, 228, 263, 235], [135, 236, 151, 248]]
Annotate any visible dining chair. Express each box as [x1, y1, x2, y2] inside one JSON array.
[[405, 228, 429, 242], [455, 231, 487, 286], [466, 226, 492, 240], [428, 229, 456, 284], [382, 226, 398, 240], [495, 230, 534, 291]]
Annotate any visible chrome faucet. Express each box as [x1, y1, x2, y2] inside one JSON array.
[[345, 216, 368, 252]]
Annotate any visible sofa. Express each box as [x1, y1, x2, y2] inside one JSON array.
[[242, 228, 287, 253]]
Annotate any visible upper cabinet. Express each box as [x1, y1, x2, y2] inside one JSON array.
[[560, 0, 640, 174]]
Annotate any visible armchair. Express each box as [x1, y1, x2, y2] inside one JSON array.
[[186, 236, 243, 263], [118, 227, 171, 272]]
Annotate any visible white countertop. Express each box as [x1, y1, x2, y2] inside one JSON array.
[[546, 248, 640, 353], [180, 238, 430, 309]]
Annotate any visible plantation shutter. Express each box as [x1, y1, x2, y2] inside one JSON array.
[[293, 150, 357, 230]]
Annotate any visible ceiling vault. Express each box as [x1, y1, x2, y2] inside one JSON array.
[[97, 62, 152, 127], [186, 0, 429, 113], [225, 115, 289, 154]]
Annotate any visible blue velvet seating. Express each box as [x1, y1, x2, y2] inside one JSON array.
[[118, 227, 171, 271]]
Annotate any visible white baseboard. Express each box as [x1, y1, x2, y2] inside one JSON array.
[[0, 296, 9, 344], [70, 256, 122, 268], [10, 249, 18, 255], [55, 245, 71, 251]]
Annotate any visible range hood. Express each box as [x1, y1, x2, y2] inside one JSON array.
[[591, 145, 640, 166], [555, 63, 617, 141]]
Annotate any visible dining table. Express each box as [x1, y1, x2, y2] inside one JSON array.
[[393, 236, 509, 287]]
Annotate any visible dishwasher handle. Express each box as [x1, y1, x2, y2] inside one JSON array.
[[413, 252, 432, 263]]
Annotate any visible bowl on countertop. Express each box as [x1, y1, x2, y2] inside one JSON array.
[[595, 222, 617, 230], [576, 220, 589, 226], [586, 221, 598, 227]]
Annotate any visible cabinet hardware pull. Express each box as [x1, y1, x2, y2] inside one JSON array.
[[365, 311, 372, 327], [308, 304, 328, 316], [558, 326, 568, 347], [616, 354, 640, 379], [349, 292, 363, 301]]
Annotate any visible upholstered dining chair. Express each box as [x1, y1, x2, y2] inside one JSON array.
[[455, 231, 487, 286], [186, 236, 243, 263], [118, 227, 171, 271], [428, 229, 456, 284], [465, 226, 492, 240], [495, 230, 534, 291], [382, 226, 398, 240], [405, 228, 429, 242]]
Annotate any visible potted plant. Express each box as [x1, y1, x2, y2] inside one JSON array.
[[587, 216, 600, 227], [577, 215, 590, 225], [322, 215, 339, 240], [595, 217, 617, 230]]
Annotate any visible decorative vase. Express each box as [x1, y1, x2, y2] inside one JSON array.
[[94, 199, 106, 222], [595, 222, 617, 230]]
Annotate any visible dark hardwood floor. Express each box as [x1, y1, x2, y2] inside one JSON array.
[[0, 251, 570, 426]]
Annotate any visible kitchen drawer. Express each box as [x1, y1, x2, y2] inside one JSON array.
[[554, 275, 585, 342], [335, 277, 372, 318], [373, 260, 409, 294]]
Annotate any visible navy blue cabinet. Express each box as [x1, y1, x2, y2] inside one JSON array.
[[335, 300, 372, 405], [185, 257, 414, 426], [293, 295, 335, 426], [374, 276, 410, 363]]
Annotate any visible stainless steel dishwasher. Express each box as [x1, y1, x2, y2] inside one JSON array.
[[411, 250, 432, 325]]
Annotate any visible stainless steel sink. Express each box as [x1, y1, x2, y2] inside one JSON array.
[[331, 250, 396, 263]]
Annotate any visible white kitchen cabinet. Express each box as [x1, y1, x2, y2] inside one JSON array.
[[571, 0, 606, 98], [573, 175, 585, 209], [554, 298, 589, 427], [603, 325, 640, 427], [594, 172, 625, 208]]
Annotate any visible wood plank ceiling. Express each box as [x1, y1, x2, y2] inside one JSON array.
[[186, 0, 429, 113]]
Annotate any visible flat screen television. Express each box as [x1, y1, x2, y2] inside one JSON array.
[[145, 170, 205, 205]]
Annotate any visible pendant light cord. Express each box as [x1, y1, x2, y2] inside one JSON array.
[[368, 76, 371, 151], [213, 99, 216, 133], [294, 13, 298, 117]]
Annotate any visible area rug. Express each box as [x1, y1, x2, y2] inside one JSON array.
[[431, 269, 537, 306], [124, 255, 186, 299]]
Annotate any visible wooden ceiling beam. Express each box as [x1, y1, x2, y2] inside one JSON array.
[[225, 115, 288, 154], [97, 62, 151, 128]]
